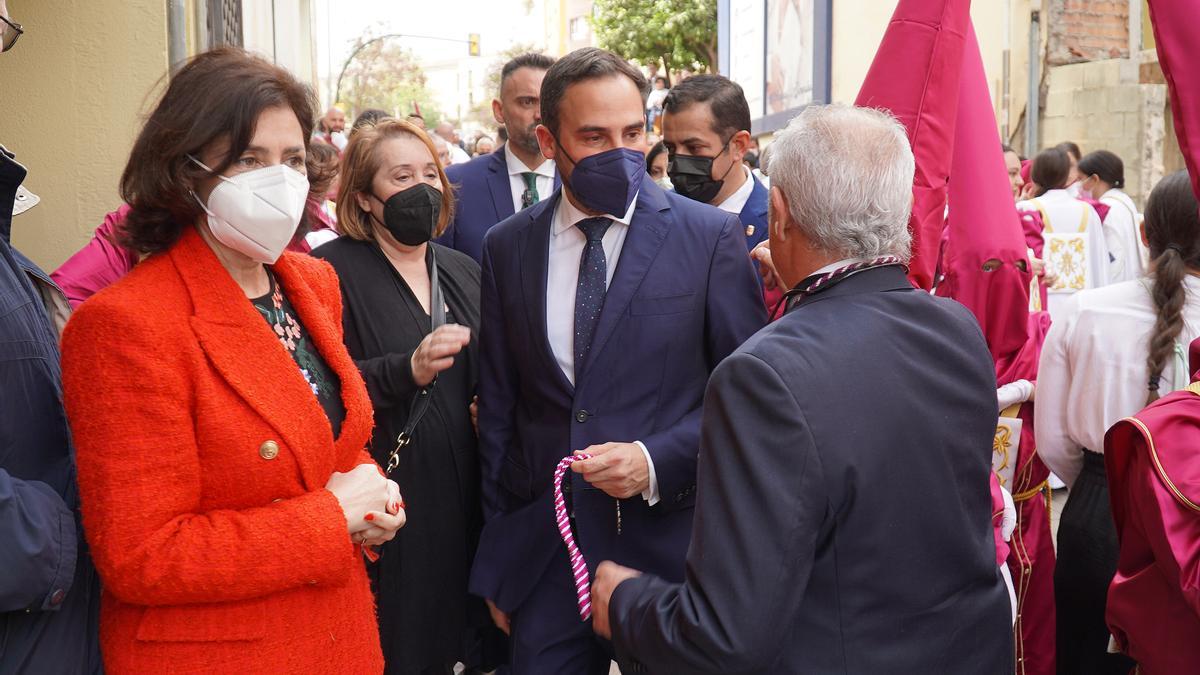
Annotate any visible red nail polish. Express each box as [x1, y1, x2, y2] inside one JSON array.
[[364, 513, 375, 521], [399, 499, 406, 510]]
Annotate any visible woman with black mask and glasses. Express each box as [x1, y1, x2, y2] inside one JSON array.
[[311, 119, 488, 675]]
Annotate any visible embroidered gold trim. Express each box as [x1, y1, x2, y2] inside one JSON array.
[[1123, 416, 1200, 514], [1013, 481, 1048, 503]]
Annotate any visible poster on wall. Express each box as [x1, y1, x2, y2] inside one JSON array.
[[766, 0, 814, 114], [727, 0, 766, 119], [719, 0, 830, 135]]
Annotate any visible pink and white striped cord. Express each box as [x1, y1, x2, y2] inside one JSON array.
[[553, 453, 593, 621], [772, 256, 904, 318]]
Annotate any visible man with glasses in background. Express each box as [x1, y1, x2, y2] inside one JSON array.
[[0, 2, 103, 672]]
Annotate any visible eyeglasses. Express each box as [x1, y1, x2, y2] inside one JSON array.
[[1, 14, 23, 53]]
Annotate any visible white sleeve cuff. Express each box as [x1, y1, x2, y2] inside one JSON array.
[[997, 379, 1034, 410], [634, 441, 660, 506]]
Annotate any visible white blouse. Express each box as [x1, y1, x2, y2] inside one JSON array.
[[1035, 275, 1200, 487], [1098, 188, 1145, 283]]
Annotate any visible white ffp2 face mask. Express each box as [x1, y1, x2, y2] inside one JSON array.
[[190, 156, 309, 264]]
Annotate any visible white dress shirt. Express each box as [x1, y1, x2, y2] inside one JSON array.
[[546, 191, 659, 504], [1035, 275, 1200, 487], [715, 165, 756, 215], [1016, 189, 1109, 318], [505, 146, 556, 214], [1099, 188, 1145, 283]]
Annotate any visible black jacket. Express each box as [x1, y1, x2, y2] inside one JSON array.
[[611, 265, 1013, 674]]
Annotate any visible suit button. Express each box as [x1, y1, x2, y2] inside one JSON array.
[[259, 440, 280, 460], [575, 410, 590, 423]]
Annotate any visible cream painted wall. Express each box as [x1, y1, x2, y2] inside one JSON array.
[[0, 0, 168, 271], [829, 1, 1034, 147]]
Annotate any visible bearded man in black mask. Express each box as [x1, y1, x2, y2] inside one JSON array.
[[469, 47, 766, 673], [662, 74, 769, 252]]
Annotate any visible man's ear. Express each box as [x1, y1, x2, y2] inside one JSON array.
[[1140, 218, 1150, 247], [492, 99, 505, 127], [769, 186, 789, 242], [729, 129, 753, 163], [535, 124, 556, 162]]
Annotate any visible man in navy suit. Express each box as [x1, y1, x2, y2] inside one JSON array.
[[470, 48, 766, 673], [438, 53, 559, 262], [661, 74, 768, 252], [591, 105, 1014, 674]]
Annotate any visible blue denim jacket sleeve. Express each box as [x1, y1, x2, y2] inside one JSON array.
[[0, 469, 78, 612]]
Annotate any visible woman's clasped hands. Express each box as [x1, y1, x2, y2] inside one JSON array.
[[326, 463, 406, 547]]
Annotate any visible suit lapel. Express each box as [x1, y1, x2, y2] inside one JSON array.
[[272, 255, 373, 465], [173, 229, 332, 490], [488, 149, 516, 222], [579, 184, 670, 379], [519, 193, 574, 393]]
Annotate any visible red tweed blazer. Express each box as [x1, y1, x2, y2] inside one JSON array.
[[61, 227, 383, 674]]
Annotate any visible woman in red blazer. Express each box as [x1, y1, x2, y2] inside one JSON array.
[[59, 49, 404, 674]]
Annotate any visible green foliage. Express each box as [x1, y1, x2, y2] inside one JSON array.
[[339, 31, 444, 127], [591, 0, 718, 79]]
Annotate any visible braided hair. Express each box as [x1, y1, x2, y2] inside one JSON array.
[[1144, 171, 1200, 403]]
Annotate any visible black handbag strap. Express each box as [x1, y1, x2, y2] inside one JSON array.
[[385, 245, 445, 475]]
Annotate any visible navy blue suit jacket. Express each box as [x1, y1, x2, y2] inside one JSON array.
[[737, 175, 770, 251], [0, 147, 102, 674], [470, 179, 766, 612], [610, 266, 1014, 674], [438, 147, 560, 263]]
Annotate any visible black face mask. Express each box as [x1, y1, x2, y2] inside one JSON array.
[[668, 139, 736, 204], [372, 183, 441, 246]]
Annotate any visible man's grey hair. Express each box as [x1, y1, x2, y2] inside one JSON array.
[[770, 104, 914, 262]]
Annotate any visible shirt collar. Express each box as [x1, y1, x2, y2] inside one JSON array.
[[554, 190, 638, 235], [505, 145, 555, 177], [810, 258, 866, 278], [715, 165, 756, 214]]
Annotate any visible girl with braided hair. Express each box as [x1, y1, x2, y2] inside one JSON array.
[[1036, 170, 1200, 674]]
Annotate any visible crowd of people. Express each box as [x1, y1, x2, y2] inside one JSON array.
[[5, 0, 1200, 673]]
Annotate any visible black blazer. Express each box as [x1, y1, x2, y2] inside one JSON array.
[[610, 265, 1013, 674]]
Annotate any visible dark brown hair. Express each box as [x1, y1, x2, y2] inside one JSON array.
[[118, 47, 319, 254], [1055, 141, 1082, 161], [1144, 170, 1200, 403], [663, 74, 752, 142], [500, 52, 556, 93], [540, 47, 649, 135], [1030, 147, 1071, 196], [305, 141, 340, 198]]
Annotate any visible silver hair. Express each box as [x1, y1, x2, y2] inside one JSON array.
[[769, 104, 914, 262]]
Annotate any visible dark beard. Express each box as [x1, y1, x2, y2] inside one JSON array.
[[511, 123, 541, 155]]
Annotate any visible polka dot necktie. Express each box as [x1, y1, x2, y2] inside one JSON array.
[[573, 216, 613, 379]]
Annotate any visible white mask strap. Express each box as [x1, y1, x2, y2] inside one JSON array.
[[187, 154, 216, 174]]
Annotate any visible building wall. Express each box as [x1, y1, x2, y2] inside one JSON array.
[[1048, 0, 1129, 64], [829, 0, 1034, 147], [0, 0, 169, 271], [1039, 57, 1164, 204]]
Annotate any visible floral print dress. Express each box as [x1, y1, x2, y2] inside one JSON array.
[[251, 269, 345, 436]]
